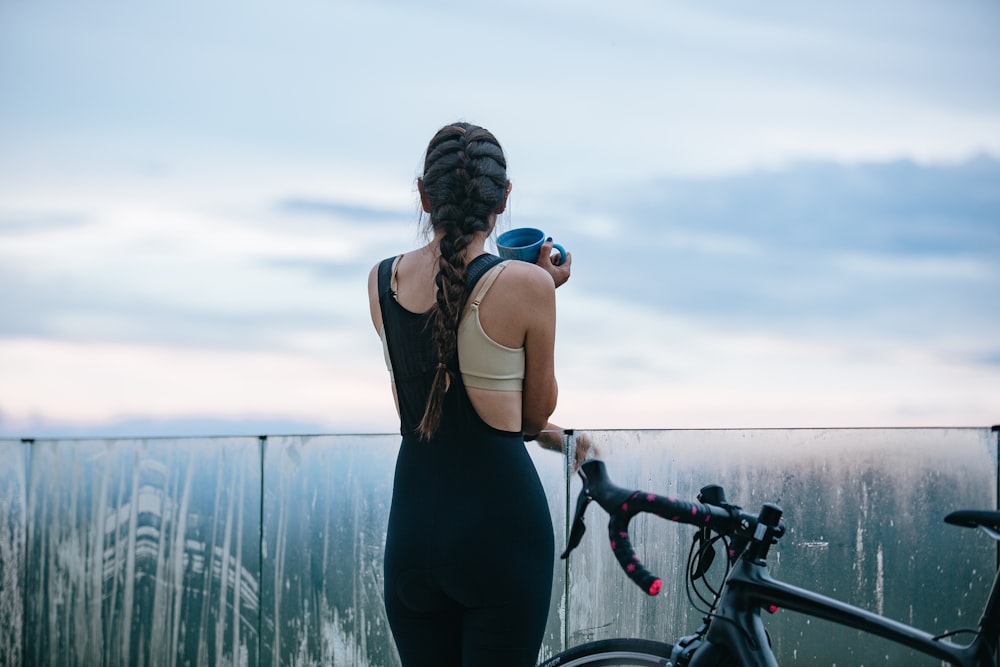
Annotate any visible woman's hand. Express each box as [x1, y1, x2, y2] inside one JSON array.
[[536, 239, 572, 288], [532, 424, 601, 472], [571, 432, 599, 471]]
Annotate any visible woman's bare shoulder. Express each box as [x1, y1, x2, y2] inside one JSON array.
[[497, 259, 556, 293], [481, 261, 555, 321]]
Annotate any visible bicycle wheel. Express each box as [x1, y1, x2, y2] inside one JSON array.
[[537, 638, 675, 666]]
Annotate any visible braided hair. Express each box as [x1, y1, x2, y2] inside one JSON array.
[[417, 122, 509, 439]]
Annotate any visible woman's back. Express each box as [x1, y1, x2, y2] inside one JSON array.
[[368, 120, 570, 666], [373, 246, 558, 435]]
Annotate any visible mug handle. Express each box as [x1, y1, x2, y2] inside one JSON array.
[[550, 242, 567, 266]]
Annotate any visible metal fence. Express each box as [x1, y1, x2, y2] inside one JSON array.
[[1, 427, 996, 665]]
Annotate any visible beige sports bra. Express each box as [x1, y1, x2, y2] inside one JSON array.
[[380, 256, 525, 392]]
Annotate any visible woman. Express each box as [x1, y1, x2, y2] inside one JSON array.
[[367, 122, 571, 666]]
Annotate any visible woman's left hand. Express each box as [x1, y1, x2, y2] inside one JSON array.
[[532, 425, 600, 472], [536, 239, 572, 288]]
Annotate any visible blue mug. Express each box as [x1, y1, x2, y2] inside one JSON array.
[[496, 227, 567, 265]]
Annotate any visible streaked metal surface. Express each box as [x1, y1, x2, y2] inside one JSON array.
[[260, 434, 398, 666], [529, 441, 570, 663], [564, 428, 997, 665], [259, 434, 567, 667], [2, 427, 996, 665], [24, 437, 262, 666], [0, 439, 27, 667]]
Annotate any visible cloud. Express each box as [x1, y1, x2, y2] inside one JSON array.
[[555, 156, 1000, 342], [0, 196, 383, 350], [276, 198, 412, 223], [3, 159, 997, 353], [3, 0, 998, 190], [0, 337, 394, 433], [974, 350, 1000, 368], [0, 212, 96, 236], [832, 253, 992, 281], [551, 291, 1000, 430]]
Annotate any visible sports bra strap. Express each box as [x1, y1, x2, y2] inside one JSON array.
[[389, 254, 403, 297], [470, 261, 510, 307]]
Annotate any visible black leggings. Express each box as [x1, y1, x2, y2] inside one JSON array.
[[384, 431, 555, 667]]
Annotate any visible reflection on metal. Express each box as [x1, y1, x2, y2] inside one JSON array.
[[0, 428, 996, 665], [260, 435, 400, 667], [0, 440, 27, 667], [23, 438, 261, 666], [564, 428, 998, 666]]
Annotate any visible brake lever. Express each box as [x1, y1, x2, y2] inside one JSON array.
[[560, 472, 593, 559], [691, 530, 717, 580]]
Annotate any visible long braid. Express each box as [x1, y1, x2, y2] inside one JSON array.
[[417, 123, 508, 439]]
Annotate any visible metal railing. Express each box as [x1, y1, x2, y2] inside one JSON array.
[[1, 427, 996, 666]]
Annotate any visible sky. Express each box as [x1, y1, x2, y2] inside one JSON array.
[[1, 0, 998, 438]]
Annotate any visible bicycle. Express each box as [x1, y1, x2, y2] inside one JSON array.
[[537, 458, 999, 666]]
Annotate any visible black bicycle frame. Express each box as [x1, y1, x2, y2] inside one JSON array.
[[687, 555, 997, 667]]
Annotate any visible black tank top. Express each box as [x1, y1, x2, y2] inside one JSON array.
[[377, 252, 514, 439]]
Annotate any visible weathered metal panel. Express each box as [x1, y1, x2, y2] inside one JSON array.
[[0, 439, 28, 667], [259, 434, 398, 667], [24, 437, 262, 666], [564, 427, 997, 665], [9, 428, 996, 665]]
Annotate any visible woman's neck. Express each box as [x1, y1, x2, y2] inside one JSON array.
[[426, 229, 491, 257]]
